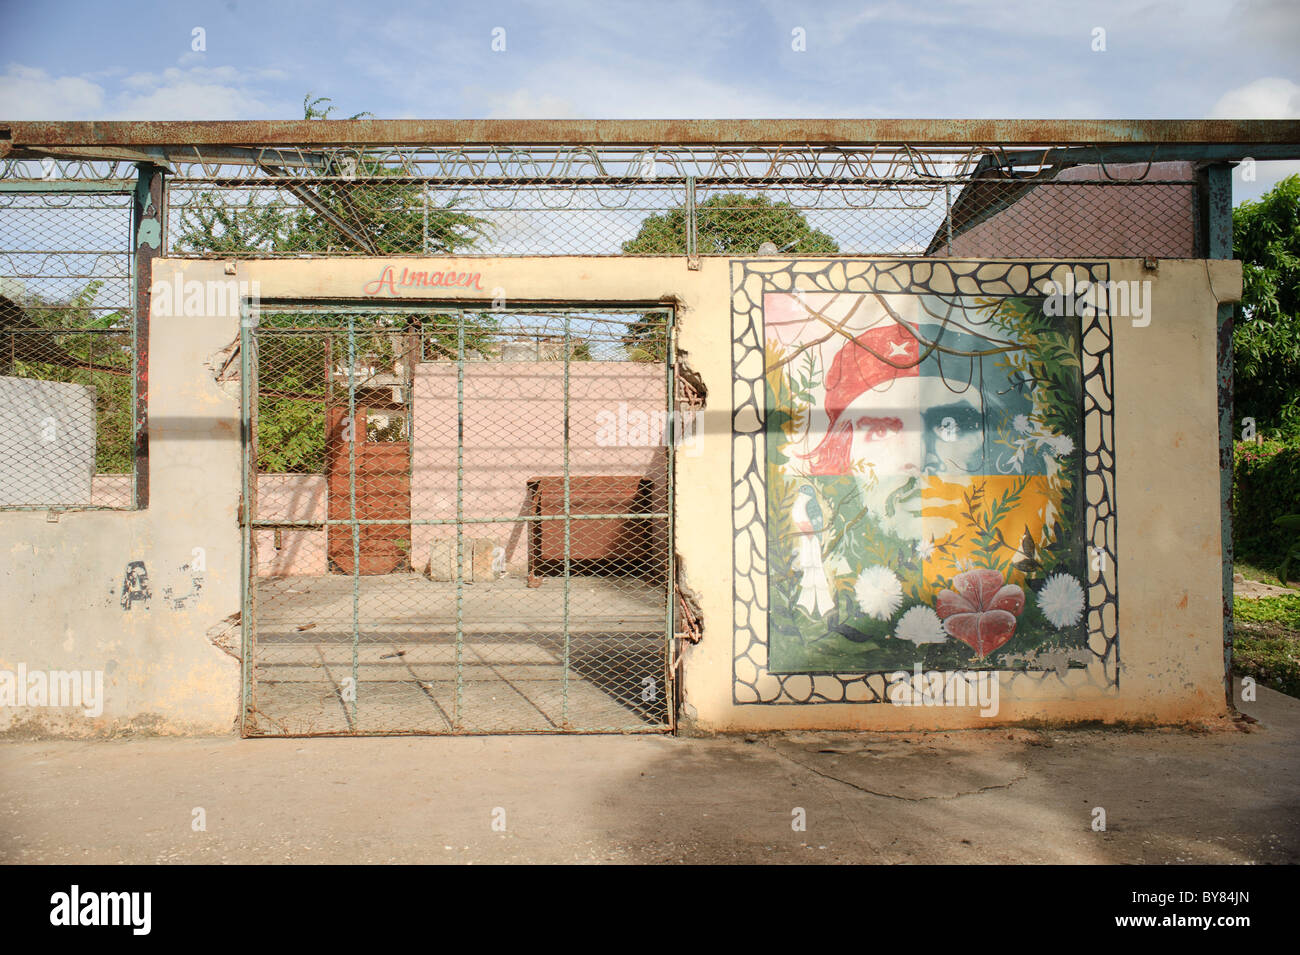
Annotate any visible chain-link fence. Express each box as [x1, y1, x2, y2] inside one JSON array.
[[157, 146, 1203, 258], [243, 304, 675, 734], [0, 184, 136, 508]]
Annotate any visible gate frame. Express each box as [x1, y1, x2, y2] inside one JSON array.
[[238, 296, 677, 736]]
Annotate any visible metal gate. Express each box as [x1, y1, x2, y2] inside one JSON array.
[[240, 302, 675, 735]]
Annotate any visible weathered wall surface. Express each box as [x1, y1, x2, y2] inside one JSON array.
[[0, 376, 97, 507], [0, 255, 1241, 735], [0, 260, 243, 735]]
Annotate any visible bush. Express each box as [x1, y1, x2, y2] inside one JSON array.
[[1233, 634, 1300, 698], [1233, 439, 1300, 572], [1233, 594, 1300, 628], [1233, 595, 1300, 698]]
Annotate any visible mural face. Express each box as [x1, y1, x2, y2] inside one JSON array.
[[764, 289, 1088, 674]]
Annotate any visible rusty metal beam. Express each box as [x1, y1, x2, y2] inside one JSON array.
[[3, 119, 1300, 148]]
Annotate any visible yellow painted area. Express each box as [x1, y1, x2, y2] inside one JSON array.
[[919, 474, 1061, 597]]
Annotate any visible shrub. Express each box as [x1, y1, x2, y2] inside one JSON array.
[[1233, 439, 1300, 574]]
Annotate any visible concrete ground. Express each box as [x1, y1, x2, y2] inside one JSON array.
[[250, 573, 669, 734], [2, 680, 1297, 864]]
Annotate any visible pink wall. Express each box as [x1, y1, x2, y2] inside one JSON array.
[[254, 474, 327, 577], [412, 362, 668, 576]]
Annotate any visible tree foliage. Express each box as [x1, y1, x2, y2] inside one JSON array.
[[621, 194, 839, 358], [1233, 173, 1300, 438], [621, 192, 839, 256], [173, 96, 495, 473], [175, 96, 487, 257]]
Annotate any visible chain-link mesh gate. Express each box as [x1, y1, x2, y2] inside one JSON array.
[[240, 302, 675, 735]]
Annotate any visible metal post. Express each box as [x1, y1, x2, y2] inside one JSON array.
[[347, 314, 360, 729], [131, 162, 164, 509], [944, 182, 954, 255], [455, 310, 465, 729], [665, 311, 677, 729], [562, 315, 572, 727], [685, 175, 700, 270], [239, 302, 253, 735], [1203, 162, 1235, 709]]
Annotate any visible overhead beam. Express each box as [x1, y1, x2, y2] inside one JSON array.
[[2, 119, 1299, 148], [987, 143, 1300, 167]]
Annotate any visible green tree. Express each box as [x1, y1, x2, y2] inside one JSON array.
[[621, 194, 840, 358], [174, 96, 495, 473], [621, 192, 839, 256], [175, 96, 487, 256], [1233, 173, 1300, 438]]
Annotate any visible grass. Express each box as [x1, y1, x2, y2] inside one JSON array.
[[1232, 592, 1300, 699], [1235, 560, 1299, 590]]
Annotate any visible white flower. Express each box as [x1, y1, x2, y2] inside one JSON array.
[[854, 565, 904, 621], [1013, 414, 1033, 434], [915, 537, 936, 560], [895, 605, 948, 645], [1049, 434, 1075, 457], [1037, 573, 1085, 628]]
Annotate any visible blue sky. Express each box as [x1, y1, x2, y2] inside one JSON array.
[[1, 0, 1298, 199]]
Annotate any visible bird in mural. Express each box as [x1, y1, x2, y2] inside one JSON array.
[[792, 485, 834, 617], [1011, 526, 1042, 575]]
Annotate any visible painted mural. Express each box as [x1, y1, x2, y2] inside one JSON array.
[[730, 260, 1118, 704], [766, 289, 1086, 672]]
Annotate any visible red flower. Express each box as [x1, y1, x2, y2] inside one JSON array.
[[935, 568, 1025, 658]]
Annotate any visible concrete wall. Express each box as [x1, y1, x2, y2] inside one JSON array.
[[0, 255, 1241, 735], [0, 260, 242, 735]]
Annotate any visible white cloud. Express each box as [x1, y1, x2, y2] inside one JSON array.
[[0, 63, 295, 121], [468, 62, 881, 119], [0, 64, 105, 118], [1210, 77, 1300, 118]]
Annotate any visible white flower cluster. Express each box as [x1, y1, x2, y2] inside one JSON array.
[[1000, 414, 1075, 473], [854, 565, 903, 621]]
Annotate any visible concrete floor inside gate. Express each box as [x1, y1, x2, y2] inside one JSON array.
[[249, 573, 670, 734]]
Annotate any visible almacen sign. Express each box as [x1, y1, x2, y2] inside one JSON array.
[[731, 260, 1118, 706]]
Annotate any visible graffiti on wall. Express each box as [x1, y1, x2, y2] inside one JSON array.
[[731, 261, 1118, 704]]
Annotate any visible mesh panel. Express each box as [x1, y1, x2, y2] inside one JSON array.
[[161, 147, 1203, 258], [0, 186, 135, 509], [245, 307, 674, 734]]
